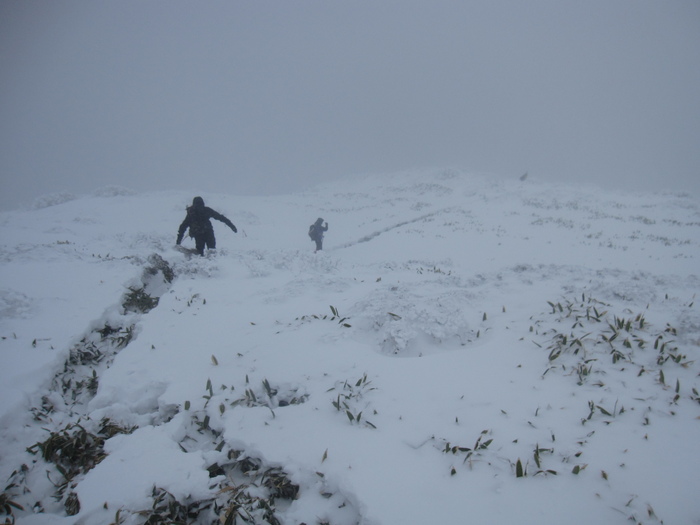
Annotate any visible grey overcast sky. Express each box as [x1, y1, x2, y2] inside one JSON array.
[[1, 1, 699, 210]]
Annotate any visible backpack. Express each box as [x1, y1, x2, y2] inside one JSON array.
[[188, 207, 209, 238], [308, 224, 316, 240]]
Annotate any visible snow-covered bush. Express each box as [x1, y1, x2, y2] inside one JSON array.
[[32, 191, 77, 209], [92, 185, 137, 198]]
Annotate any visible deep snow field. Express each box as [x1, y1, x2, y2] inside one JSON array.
[[0, 170, 698, 525]]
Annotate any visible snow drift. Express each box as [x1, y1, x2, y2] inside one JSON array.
[[0, 170, 698, 524]]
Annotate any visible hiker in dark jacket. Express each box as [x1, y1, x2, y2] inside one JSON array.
[[308, 217, 328, 252], [176, 196, 237, 255]]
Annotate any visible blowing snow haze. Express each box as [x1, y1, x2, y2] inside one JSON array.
[[1, 1, 699, 210]]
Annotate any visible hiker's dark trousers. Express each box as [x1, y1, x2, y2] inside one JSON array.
[[194, 230, 216, 255]]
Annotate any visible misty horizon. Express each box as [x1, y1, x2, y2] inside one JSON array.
[[1, 1, 699, 210]]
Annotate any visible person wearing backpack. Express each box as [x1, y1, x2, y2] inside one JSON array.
[[176, 196, 237, 256], [308, 217, 328, 252]]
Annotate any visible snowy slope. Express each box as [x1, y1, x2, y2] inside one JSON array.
[[0, 171, 698, 525]]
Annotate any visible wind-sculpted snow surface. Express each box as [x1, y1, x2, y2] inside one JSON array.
[[0, 171, 698, 524], [349, 265, 474, 356]]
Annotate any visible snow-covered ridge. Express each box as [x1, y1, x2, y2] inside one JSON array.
[[0, 170, 698, 524]]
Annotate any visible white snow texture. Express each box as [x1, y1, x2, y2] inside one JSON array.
[[0, 170, 698, 525]]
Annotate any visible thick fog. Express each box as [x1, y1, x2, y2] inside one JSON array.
[[1, 1, 699, 210]]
